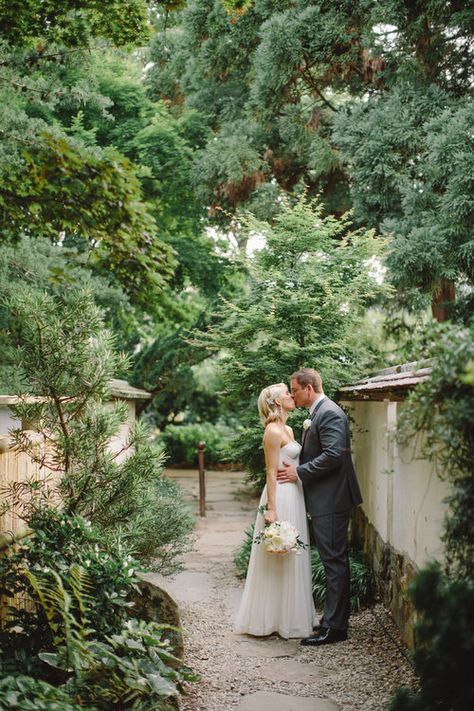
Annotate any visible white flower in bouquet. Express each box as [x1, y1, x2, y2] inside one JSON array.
[[255, 519, 307, 555]]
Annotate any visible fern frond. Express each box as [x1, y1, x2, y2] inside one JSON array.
[[69, 563, 93, 625]]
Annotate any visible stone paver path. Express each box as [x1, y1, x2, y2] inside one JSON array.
[[146, 469, 417, 710]]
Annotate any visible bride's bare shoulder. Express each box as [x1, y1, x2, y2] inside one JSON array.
[[263, 422, 282, 444]]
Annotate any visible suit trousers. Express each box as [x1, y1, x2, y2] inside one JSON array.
[[311, 509, 351, 631]]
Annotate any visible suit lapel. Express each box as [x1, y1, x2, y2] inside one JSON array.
[[301, 398, 327, 451], [311, 397, 326, 420]]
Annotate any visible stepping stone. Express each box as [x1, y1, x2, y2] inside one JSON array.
[[196, 530, 246, 549], [144, 571, 214, 604], [237, 691, 340, 711], [222, 585, 243, 619], [259, 659, 335, 683], [234, 637, 299, 658]]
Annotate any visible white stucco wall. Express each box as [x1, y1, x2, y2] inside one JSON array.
[[0, 406, 21, 435], [106, 400, 136, 463], [344, 400, 450, 568]]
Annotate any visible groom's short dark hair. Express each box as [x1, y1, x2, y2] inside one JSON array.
[[291, 368, 323, 393]]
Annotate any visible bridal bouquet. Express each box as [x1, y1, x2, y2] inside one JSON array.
[[255, 520, 307, 555]]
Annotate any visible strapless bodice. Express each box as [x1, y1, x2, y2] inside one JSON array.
[[278, 440, 301, 466]]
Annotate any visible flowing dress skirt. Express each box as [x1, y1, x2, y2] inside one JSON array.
[[234, 479, 316, 639]]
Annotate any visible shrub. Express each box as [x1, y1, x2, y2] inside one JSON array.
[[0, 509, 196, 710], [311, 548, 375, 612], [0, 674, 86, 710], [76, 618, 194, 710], [389, 564, 474, 711], [233, 526, 254, 579], [0, 509, 143, 662], [3, 288, 194, 573], [94, 467, 195, 574], [159, 421, 234, 467]]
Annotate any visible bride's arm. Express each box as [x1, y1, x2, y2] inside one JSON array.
[[263, 424, 281, 524]]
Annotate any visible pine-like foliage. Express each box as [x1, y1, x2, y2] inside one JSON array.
[[4, 286, 194, 571], [334, 87, 474, 309], [148, 0, 474, 313], [194, 195, 388, 481]]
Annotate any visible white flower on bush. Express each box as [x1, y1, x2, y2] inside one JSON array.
[[255, 520, 307, 555]]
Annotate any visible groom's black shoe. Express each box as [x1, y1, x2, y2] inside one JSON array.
[[301, 628, 347, 646], [312, 617, 326, 632]]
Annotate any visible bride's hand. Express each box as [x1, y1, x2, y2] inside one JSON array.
[[264, 509, 277, 524]]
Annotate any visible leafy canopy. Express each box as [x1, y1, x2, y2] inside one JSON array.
[[195, 195, 388, 480]]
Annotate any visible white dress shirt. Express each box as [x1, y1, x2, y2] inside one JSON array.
[[309, 393, 326, 416]]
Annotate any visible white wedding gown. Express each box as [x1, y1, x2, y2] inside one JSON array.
[[234, 441, 316, 638]]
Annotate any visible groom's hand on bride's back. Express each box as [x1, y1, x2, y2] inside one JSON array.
[[277, 463, 298, 484]]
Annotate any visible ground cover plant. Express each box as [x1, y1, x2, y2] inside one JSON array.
[[0, 510, 195, 710]]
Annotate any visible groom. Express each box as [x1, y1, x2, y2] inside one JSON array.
[[277, 368, 362, 646]]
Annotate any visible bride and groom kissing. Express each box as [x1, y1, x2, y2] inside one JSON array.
[[234, 368, 362, 646]]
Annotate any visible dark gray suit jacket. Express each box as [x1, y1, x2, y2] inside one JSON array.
[[297, 397, 362, 517]]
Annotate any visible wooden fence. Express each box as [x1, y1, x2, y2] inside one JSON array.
[[0, 435, 61, 536], [0, 437, 62, 627]]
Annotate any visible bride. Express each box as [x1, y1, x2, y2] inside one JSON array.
[[234, 383, 316, 639]]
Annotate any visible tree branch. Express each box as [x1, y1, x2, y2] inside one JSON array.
[[300, 64, 338, 112]]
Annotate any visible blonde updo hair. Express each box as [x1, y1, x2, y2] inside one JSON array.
[[257, 383, 287, 426]]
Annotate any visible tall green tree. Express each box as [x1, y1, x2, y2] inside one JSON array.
[[0, 3, 176, 307], [148, 0, 474, 317], [0, 35, 235, 424], [334, 86, 474, 321], [194, 195, 388, 482], [146, 0, 375, 220], [0, 0, 151, 46], [0, 236, 143, 389]]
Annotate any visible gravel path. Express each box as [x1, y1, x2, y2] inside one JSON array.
[[157, 469, 418, 711]]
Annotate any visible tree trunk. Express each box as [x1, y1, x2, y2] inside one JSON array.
[[431, 278, 455, 322]]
